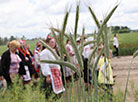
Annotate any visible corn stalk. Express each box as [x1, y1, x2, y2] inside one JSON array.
[[40, 3, 118, 102]]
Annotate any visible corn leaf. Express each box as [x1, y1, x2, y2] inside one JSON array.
[[133, 50, 138, 58], [69, 34, 83, 72], [83, 40, 96, 47], [102, 5, 118, 27], [80, 27, 85, 55], [88, 6, 100, 29], [74, 4, 79, 40], [40, 60, 80, 76]]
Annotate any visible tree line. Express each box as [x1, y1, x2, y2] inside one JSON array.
[[0, 35, 27, 46], [0, 36, 16, 45], [111, 26, 131, 33]]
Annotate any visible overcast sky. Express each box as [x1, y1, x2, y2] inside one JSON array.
[[0, 0, 138, 39]]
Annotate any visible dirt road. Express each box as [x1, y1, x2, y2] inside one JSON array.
[[111, 56, 138, 102]]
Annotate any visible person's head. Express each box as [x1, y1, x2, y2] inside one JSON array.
[[25, 44, 30, 49], [36, 41, 42, 50], [82, 36, 86, 42], [9, 40, 20, 53], [46, 38, 55, 48], [66, 39, 71, 45], [98, 44, 104, 56], [98, 47, 102, 54], [114, 34, 118, 37], [36, 41, 41, 47], [76, 37, 81, 46], [19, 40, 26, 48], [76, 40, 80, 46]]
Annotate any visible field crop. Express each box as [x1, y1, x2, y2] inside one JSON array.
[[117, 32, 138, 48], [110, 32, 138, 56]]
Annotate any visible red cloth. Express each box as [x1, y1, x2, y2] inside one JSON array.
[[50, 68, 63, 92], [32, 64, 40, 72]]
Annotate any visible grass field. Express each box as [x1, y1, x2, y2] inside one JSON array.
[[110, 32, 138, 55], [0, 45, 8, 57], [116, 32, 138, 48]]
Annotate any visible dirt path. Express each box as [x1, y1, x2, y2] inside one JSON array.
[[111, 56, 138, 102]]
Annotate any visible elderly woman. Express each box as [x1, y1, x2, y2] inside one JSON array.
[[0, 40, 26, 86]]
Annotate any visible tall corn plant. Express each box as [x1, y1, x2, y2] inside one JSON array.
[[40, 2, 118, 102], [87, 4, 118, 102]]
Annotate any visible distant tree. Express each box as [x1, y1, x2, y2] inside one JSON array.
[[0, 37, 3, 45], [111, 26, 130, 34], [3, 37, 8, 44], [21, 35, 26, 40], [118, 29, 130, 33], [114, 26, 120, 30], [9, 36, 16, 41]]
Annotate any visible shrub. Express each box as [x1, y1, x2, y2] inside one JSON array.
[[118, 47, 138, 56]]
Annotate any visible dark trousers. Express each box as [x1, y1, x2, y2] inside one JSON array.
[[113, 46, 118, 56], [83, 57, 92, 84]]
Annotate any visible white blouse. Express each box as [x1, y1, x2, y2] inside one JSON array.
[[113, 37, 119, 48], [40, 49, 60, 77]]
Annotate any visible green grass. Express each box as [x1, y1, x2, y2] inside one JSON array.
[[110, 32, 138, 56], [0, 45, 8, 57], [117, 32, 138, 48], [110, 32, 138, 48], [0, 77, 124, 102], [26, 40, 37, 52]]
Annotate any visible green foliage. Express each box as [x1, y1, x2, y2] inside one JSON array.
[[39, 2, 120, 102], [74, 4, 80, 40], [110, 32, 138, 56], [0, 45, 8, 56], [118, 29, 130, 33], [9, 36, 17, 41], [118, 47, 138, 56], [0, 77, 45, 102], [118, 32, 138, 48], [111, 26, 130, 33]]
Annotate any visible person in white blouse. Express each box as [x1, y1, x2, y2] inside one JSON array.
[[113, 34, 119, 57], [40, 38, 65, 98], [82, 37, 92, 88]]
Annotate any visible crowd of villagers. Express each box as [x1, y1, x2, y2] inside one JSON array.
[[0, 33, 116, 100]]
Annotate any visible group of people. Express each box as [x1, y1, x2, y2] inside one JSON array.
[[0, 40, 37, 86], [0, 33, 119, 100]]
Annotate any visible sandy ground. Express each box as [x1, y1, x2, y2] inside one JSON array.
[[111, 56, 138, 102]]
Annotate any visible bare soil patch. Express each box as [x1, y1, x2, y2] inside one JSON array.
[[111, 56, 138, 102]]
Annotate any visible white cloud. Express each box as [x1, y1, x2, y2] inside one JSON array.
[[0, 0, 138, 38]]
